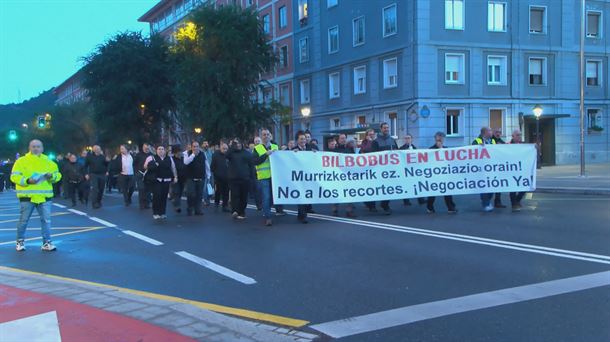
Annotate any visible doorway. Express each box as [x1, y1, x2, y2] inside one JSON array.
[[525, 118, 556, 166]]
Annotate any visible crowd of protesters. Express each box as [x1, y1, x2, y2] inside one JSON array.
[[16, 124, 529, 229]]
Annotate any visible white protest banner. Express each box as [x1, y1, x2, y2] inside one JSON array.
[[270, 144, 537, 205]]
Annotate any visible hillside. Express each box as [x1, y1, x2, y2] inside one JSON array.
[[0, 89, 56, 129]]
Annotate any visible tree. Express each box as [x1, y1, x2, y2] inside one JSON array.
[[172, 5, 277, 143], [46, 102, 96, 153], [82, 32, 175, 147]]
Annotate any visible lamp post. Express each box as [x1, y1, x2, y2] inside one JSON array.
[[579, 0, 586, 177], [300, 107, 311, 131], [533, 104, 543, 169]]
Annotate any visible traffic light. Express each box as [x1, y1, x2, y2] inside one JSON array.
[[37, 116, 46, 128], [48, 153, 56, 160], [8, 130, 17, 142]]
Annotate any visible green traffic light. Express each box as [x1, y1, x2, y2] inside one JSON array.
[[48, 153, 56, 160], [8, 130, 17, 142]]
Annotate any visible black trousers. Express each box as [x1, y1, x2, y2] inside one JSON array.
[[89, 174, 105, 206], [185, 179, 204, 214], [135, 172, 152, 209], [427, 196, 456, 211], [65, 181, 86, 205], [215, 178, 230, 208], [297, 205, 308, 220], [118, 174, 135, 205], [494, 192, 503, 205], [152, 181, 171, 216], [510, 192, 526, 205], [229, 179, 249, 216], [171, 179, 185, 209]]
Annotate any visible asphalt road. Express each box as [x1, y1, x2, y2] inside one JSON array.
[[0, 189, 608, 341]]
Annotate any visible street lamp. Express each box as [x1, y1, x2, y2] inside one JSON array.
[[139, 104, 146, 116], [194, 127, 202, 134], [21, 123, 28, 129], [127, 140, 132, 145], [533, 104, 543, 169], [300, 107, 311, 131]]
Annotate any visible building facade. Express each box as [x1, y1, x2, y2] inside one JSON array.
[[139, 0, 296, 144], [53, 69, 86, 106], [294, 0, 610, 165]]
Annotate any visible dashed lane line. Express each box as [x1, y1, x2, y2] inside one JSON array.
[[122, 230, 164, 246], [88, 217, 117, 228], [175, 251, 257, 285]]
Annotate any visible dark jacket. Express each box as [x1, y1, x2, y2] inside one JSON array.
[[493, 137, 506, 144], [134, 151, 151, 173], [227, 148, 253, 181], [359, 139, 375, 154], [172, 155, 186, 181], [108, 155, 122, 175], [400, 143, 417, 150], [184, 151, 206, 180], [210, 151, 229, 181], [372, 134, 398, 151], [85, 154, 108, 175], [335, 143, 355, 154], [429, 144, 447, 150], [62, 161, 86, 183], [117, 153, 136, 175]]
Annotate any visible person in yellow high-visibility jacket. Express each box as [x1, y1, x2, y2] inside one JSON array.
[[10, 139, 62, 252]]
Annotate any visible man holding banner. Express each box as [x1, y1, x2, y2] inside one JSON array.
[[473, 127, 497, 212], [426, 132, 458, 214], [253, 128, 286, 227], [371, 122, 398, 215]]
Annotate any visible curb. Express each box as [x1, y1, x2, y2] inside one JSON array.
[[535, 187, 610, 196]]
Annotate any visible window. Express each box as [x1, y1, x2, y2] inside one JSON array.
[[298, 0, 308, 21], [445, 53, 465, 84], [487, 55, 507, 85], [246, 0, 253, 6], [488, 2, 506, 32], [263, 89, 273, 105], [586, 60, 601, 86], [299, 37, 309, 63], [353, 16, 365, 46], [489, 109, 504, 133], [446, 109, 461, 136], [383, 4, 397, 37], [528, 57, 546, 85], [382, 58, 398, 89], [300, 79, 310, 104], [388, 112, 398, 138], [328, 26, 339, 53], [445, 0, 464, 30], [280, 84, 290, 106], [587, 11, 601, 38], [353, 65, 366, 94], [587, 109, 603, 130], [529, 6, 545, 33], [357, 115, 366, 125], [263, 14, 270, 34], [327, 0, 338, 8], [279, 46, 288, 68], [331, 118, 341, 128], [329, 72, 340, 99], [279, 6, 287, 28]]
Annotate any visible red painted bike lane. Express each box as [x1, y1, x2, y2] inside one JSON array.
[[0, 284, 196, 342]]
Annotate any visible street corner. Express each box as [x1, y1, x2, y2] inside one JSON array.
[[0, 284, 196, 342]]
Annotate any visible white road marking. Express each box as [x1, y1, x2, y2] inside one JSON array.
[[52, 203, 67, 208], [122, 230, 164, 246], [68, 209, 87, 216], [311, 270, 610, 338], [175, 251, 257, 285], [0, 311, 62, 342], [88, 217, 117, 227], [245, 205, 610, 265]]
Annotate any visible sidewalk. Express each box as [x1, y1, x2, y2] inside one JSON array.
[[536, 162, 610, 196], [0, 266, 320, 342]]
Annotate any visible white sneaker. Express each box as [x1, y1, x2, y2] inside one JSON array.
[[237, 215, 246, 220], [153, 215, 161, 219], [484, 204, 494, 212], [160, 215, 167, 219], [232, 212, 239, 219], [41, 241, 56, 252], [16, 240, 25, 252]]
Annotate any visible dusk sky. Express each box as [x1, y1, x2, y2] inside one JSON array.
[[0, 0, 158, 105]]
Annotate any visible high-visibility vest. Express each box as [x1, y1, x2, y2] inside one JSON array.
[[11, 152, 62, 204], [474, 137, 496, 145], [254, 143, 278, 180]]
